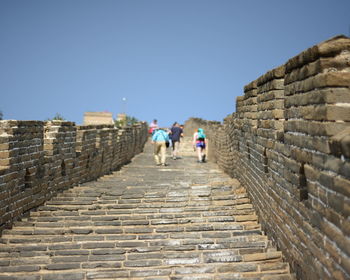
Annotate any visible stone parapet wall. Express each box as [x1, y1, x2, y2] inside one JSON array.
[[184, 35, 350, 280], [0, 121, 148, 233]]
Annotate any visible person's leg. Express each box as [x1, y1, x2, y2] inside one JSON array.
[[196, 147, 202, 162], [154, 142, 161, 165], [171, 140, 176, 158], [172, 141, 179, 159], [177, 141, 181, 157], [160, 143, 167, 165], [202, 148, 206, 162]]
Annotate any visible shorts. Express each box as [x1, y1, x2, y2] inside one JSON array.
[[196, 141, 205, 149]]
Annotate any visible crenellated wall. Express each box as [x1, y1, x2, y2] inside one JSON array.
[[0, 121, 148, 233], [185, 35, 350, 280]]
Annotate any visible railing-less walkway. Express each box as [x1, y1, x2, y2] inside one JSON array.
[[0, 138, 293, 280]]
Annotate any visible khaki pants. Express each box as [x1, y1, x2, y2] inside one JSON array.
[[172, 141, 180, 157], [154, 142, 166, 165]]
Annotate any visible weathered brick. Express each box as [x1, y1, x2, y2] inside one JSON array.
[[45, 263, 80, 270], [127, 253, 164, 260], [130, 269, 171, 277], [94, 228, 123, 234], [0, 265, 40, 272], [89, 254, 125, 261], [86, 270, 128, 279], [243, 251, 282, 262], [42, 273, 85, 280], [81, 262, 122, 269], [173, 266, 215, 274], [217, 263, 258, 272], [91, 249, 125, 255], [124, 260, 162, 267], [203, 251, 242, 263], [81, 242, 115, 249]]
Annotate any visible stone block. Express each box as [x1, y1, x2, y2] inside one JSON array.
[[285, 87, 350, 108], [333, 175, 350, 197], [45, 263, 81, 270], [285, 72, 350, 96], [290, 147, 313, 163], [130, 269, 171, 277], [285, 35, 350, 73], [91, 248, 126, 255], [81, 242, 116, 249], [257, 100, 285, 111], [257, 65, 285, 86], [285, 120, 349, 137], [283, 157, 303, 174], [86, 269, 129, 280], [285, 133, 331, 154], [203, 251, 242, 263], [242, 251, 282, 262], [258, 79, 285, 93], [244, 80, 258, 93], [330, 128, 350, 158], [217, 263, 258, 272], [124, 260, 162, 267], [89, 254, 125, 261], [258, 109, 284, 120], [286, 104, 350, 121], [285, 53, 350, 84], [257, 90, 285, 103], [42, 273, 85, 280], [127, 253, 164, 260]]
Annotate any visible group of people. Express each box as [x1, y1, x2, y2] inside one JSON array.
[[149, 119, 207, 166]]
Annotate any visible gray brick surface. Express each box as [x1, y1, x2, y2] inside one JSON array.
[[0, 139, 292, 279]]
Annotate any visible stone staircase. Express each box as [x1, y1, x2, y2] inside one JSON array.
[[0, 138, 294, 280]]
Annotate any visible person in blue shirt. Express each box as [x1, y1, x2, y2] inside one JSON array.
[[151, 128, 170, 166]]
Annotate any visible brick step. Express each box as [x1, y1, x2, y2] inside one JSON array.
[[0, 257, 291, 280], [32, 201, 254, 211], [38, 197, 252, 210], [1, 223, 263, 243], [0, 238, 273, 251], [49, 184, 241, 196], [0, 273, 293, 280], [40, 201, 251, 209], [44, 193, 248, 203], [17, 213, 258, 225], [42, 185, 242, 195], [1, 222, 264, 236], [7, 212, 259, 225], [25, 208, 256, 221], [0, 266, 292, 280], [12, 216, 258, 230], [0, 249, 285, 266], [0, 243, 276, 262], [36, 204, 253, 213], [29, 208, 255, 219]]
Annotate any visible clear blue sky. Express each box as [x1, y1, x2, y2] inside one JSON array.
[[1, 0, 349, 127]]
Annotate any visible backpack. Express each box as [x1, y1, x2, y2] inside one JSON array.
[[197, 129, 206, 141]]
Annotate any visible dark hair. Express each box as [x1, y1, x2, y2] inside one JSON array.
[[172, 122, 178, 126]]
